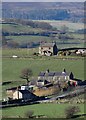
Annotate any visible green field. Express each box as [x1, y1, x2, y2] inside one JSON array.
[[37, 20, 84, 31], [6, 34, 84, 49], [2, 103, 85, 118], [2, 23, 43, 33], [6, 35, 52, 43], [2, 57, 84, 82], [2, 48, 38, 57]]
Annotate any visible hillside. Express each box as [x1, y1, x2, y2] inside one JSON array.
[[2, 18, 85, 49], [2, 20, 84, 49], [2, 2, 84, 23]]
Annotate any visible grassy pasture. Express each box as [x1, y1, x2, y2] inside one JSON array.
[[6, 34, 84, 49], [2, 48, 38, 57], [2, 23, 43, 33], [2, 57, 84, 82], [6, 33, 84, 42], [2, 103, 85, 118], [37, 20, 84, 31], [6, 35, 52, 43]]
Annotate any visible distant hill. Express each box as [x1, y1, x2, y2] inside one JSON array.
[[2, 2, 84, 23]]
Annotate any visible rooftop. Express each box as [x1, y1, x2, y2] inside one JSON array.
[[40, 42, 56, 47], [19, 90, 31, 94], [39, 71, 70, 77]]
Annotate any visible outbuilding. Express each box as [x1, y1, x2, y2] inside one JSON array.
[[13, 90, 37, 100]]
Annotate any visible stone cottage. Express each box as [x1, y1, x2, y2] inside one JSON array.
[[39, 42, 58, 56], [38, 69, 74, 82]]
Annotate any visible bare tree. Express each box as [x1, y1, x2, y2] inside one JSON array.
[[65, 106, 80, 119], [20, 68, 33, 84]]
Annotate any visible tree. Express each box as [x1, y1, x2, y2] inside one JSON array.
[[20, 68, 33, 84], [65, 106, 80, 119]]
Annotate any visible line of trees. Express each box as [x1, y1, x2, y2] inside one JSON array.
[[3, 19, 55, 30]]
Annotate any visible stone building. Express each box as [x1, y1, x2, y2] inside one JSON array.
[[39, 42, 58, 56], [38, 69, 74, 82]]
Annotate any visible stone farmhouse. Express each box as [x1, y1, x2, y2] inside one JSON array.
[[38, 69, 74, 83], [39, 42, 58, 56]]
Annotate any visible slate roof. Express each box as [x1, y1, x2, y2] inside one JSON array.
[[17, 90, 37, 98], [19, 90, 31, 94], [48, 72, 55, 76], [39, 71, 70, 77], [39, 72, 45, 76], [40, 43, 55, 47], [55, 72, 69, 76]]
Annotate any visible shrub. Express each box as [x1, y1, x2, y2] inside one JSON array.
[[25, 110, 34, 118], [65, 106, 80, 118]]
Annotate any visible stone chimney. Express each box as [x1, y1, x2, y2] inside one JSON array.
[[63, 68, 66, 73], [46, 69, 49, 73], [62, 68, 66, 74]]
